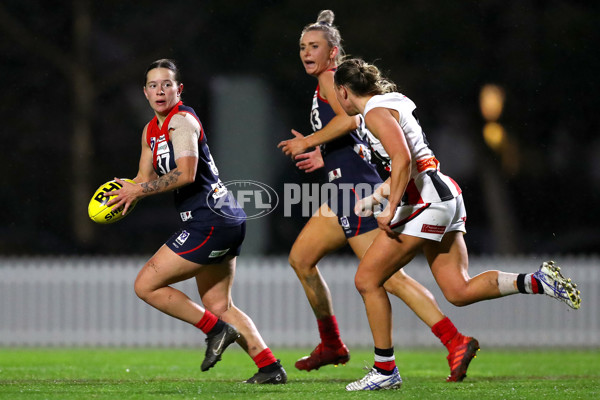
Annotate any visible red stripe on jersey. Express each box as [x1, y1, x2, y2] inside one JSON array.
[[177, 226, 214, 256], [316, 84, 328, 103], [404, 179, 424, 204], [449, 176, 462, 195], [390, 203, 431, 230], [315, 68, 337, 103], [352, 188, 362, 237]]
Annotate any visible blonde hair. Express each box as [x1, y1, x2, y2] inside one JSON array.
[[300, 10, 345, 65], [334, 58, 397, 96]]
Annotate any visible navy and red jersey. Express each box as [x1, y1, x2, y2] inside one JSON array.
[[310, 84, 382, 187], [145, 101, 245, 226], [309, 80, 382, 237]]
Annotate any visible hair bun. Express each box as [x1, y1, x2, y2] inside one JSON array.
[[317, 9, 334, 26]]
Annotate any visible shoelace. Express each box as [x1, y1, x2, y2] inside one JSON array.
[[537, 272, 568, 298], [356, 369, 379, 384]]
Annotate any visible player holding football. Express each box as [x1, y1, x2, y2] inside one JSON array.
[[278, 10, 479, 383], [104, 59, 286, 384], [330, 58, 581, 391]]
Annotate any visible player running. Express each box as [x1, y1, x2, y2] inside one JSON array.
[[332, 58, 581, 391], [104, 59, 286, 384], [278, 10, 479, 383]]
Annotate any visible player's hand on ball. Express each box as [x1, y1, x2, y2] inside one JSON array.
[[88, 178, 138, 224], [104, 177, 140, 216]]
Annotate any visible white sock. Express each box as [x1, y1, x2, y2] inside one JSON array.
[[497, 272, 519, 296]]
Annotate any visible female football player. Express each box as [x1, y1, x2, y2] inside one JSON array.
[[104, 59, 286, 384], [278, 10, 478, 383], [332, 58, 581, 391]]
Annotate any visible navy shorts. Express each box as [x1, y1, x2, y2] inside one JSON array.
[[166, 222, 246, 264], [326, 185, 379, 238]]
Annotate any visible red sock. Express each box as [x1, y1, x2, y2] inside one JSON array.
[[431, 317, 459, 350], [317, 315, 343, 348], [374, 347, 396, 374], [374, 360, 397, 373], [194, 310, 218, 334], [253, 348, 277, 369]]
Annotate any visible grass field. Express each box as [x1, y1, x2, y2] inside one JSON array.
[[1, 347, 598, 399]]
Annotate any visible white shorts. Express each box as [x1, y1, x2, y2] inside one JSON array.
[[388, 194, 467, 242]]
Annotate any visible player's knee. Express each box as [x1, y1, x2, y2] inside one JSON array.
[[288, 252, 316, 276], [133, 278, 151, 302], [134, 261, 160, 301], [442, 289, 469, 307], [203, 298, 232, 317], [354, 274, 377, 296]]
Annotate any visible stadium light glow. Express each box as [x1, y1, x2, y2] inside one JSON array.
[[480, 84, 505, 122], [483, 121, 506, 151]]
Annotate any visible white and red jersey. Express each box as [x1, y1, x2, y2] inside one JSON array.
[[363, 93, 461, 205]]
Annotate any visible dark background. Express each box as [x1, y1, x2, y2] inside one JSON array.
[[1, 0, 598, 256]]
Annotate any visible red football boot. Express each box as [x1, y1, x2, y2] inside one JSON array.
[[295, 342, 350, 371], [446, 335, 480, 382]]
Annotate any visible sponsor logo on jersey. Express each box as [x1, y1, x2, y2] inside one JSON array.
[[175, 230, 190, 246], [150, 137, 156, 151], [328, 168, 342, 182], [209, 249, 230, 258], [340, 216, 350, 230], [211, 180, 228, 199], [421, 224, 446, 235], [353, 144, 371, 161], [180, 211, 193, 221], [156, 141, 169, 155]]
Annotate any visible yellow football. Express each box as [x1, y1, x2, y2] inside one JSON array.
[[88, 179, 137, 224]]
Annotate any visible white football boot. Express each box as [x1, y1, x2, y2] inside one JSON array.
[[345, 367, 402, 391], [533, 261, 581, 309]]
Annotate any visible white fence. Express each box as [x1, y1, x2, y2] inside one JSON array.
[[0, 255, 597, 348]]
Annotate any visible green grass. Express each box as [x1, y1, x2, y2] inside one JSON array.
[[0, 347, 598, 399]]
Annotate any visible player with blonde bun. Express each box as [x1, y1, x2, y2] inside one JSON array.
[[278, 10, 478, 384]]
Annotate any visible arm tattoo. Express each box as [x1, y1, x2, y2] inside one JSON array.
[[141, 170, 183, 194]]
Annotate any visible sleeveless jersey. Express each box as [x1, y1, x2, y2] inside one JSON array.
[[145, 101, 245, 226], [362, 93, 462, 205], [310, 83, 381, 186]]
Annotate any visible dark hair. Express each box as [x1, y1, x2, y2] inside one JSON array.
[[144, 59, 181, 86], [334, 58, 397, 96], [300, 10, 345, 65]]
